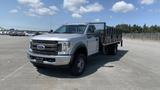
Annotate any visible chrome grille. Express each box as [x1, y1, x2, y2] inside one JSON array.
[[31, 40, 58, 55]]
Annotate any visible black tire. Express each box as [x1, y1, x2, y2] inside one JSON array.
[[104, 46, 109, 54], [105, 44, 118, 55], [111, 44, 118, 55], [70, 54, 86, 76]]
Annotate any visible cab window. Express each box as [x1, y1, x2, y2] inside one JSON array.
[[87, 25, 96, 34]]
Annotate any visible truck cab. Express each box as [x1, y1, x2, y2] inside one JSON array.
[[27, 22, 122, 76]]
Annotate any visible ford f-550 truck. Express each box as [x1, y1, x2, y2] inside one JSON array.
[[27, 22, 122, 76]]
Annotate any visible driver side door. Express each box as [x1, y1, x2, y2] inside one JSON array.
[[86, 25, 99, 55]]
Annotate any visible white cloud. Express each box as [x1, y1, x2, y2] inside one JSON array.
[[18, 0, 40, 4], [18, 0, 43, 8], [72, 13, 82, 18], [63, 0, 104, 18], [17, 0, 59, 16], [94, 18, 100, 22], [26, 6, 59, 16], [49, 6, 59, 11], [112, 1, 135, 13], [141, 0, 155, 5], [64, 0, 88, 12], [9, 9, 18, 13], [79, 3, 104, 14]]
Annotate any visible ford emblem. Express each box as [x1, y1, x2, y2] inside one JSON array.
[[37, 44, 45, 50]]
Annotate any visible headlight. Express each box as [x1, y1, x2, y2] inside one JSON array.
[[58, 41, 71, 54], [29, 40, 32, 49]]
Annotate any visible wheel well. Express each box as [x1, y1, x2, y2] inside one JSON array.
[[70, 46, 88, 65], [74, 46, 88, 56]]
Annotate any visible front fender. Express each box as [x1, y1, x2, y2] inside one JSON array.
[[70, 41, 87, 55]]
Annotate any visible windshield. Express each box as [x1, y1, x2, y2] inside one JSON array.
[[54, 25, 87, 34]]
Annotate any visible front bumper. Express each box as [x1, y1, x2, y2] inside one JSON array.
[[27, 51, 71, 66]]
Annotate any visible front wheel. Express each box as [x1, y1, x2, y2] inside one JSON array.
[[70, 54, 86, 76], [105, 44, 118, 55]]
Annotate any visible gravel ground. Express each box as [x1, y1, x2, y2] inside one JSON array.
[[0, 36, 160, 90]]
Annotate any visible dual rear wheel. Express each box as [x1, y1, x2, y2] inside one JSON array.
[[105, 44, 118, 55]]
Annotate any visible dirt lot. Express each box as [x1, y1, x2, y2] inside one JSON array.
[[0, 36, 160, 90]]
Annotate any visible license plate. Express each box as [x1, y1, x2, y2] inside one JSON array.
[[36, 57, 43, 63]]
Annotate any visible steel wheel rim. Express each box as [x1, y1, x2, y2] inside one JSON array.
[[77, 57, 85, 73]]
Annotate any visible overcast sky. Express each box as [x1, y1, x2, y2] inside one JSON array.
[[0, 0, 160, 30]]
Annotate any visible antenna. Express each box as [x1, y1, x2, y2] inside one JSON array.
[[49, 16, 53, 30]]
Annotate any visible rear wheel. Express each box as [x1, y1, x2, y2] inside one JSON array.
[[105, 44, 118, 55], [70, 54, 86, 76], [112, 44, 118, 55]]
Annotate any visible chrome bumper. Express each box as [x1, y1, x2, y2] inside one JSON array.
[[27, 51, 71, 66]]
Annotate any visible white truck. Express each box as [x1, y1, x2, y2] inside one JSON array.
[[27, 22, 122, 76]]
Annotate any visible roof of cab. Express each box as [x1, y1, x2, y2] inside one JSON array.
[[64, 22, 106, 26], [64, 23, 87, 25]]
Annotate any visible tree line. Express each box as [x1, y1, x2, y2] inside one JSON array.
[[1, 24, 160, 33], [113, 24, 160, 33]]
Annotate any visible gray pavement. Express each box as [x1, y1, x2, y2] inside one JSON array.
[[0, 36, 160, 90]]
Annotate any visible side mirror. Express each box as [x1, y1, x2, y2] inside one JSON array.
[[86, 33, 96, 38]]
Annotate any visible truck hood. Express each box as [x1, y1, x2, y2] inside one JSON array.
[[32, 33, 85, 41]]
